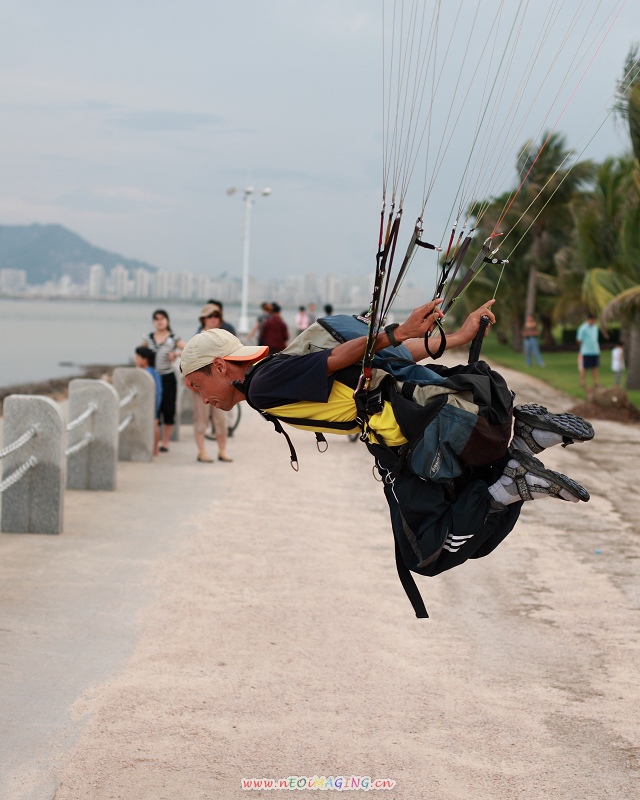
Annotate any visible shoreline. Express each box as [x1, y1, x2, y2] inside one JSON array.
[[0, 364, 121, 413]]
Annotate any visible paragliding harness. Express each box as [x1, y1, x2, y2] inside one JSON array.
[[236, 315, 513, 618]]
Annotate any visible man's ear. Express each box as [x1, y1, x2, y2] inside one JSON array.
[[212, 357, 228, 374]]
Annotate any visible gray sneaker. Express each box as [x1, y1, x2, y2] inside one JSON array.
[[513, 403, 594, 454], [504, 448, 590, 503]]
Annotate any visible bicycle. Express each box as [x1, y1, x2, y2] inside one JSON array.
[[204, 403, 242, 440]]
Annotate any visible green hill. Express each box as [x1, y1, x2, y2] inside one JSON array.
[[0, 223, 158, 285]]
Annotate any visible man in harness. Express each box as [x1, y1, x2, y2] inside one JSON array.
[[180, 298, 593, 617]]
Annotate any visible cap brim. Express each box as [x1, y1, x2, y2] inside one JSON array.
[[223, 345, 270, 362]]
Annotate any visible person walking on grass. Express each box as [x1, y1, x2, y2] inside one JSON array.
[[611, 342, 625, 387], [576, 312, 601, 390], [521, 314, 544, 368]]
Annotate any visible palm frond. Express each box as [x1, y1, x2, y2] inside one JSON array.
[[602, 285, 640, 322]]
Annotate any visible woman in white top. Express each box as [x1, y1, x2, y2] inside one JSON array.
[[141, 309, 185, 452]]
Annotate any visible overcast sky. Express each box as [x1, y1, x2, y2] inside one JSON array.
[[1, 1, 638, 290]]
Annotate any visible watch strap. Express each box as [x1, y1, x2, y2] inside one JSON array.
[[385, 323, 401, 347]]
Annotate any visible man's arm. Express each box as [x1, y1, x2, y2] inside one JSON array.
[[326, 299, 496, 374], [402, 299, 496, 361], [326, 299, 444, 374]]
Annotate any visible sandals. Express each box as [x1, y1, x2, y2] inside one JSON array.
[[514, 403, 594, 454], [504, 448, 590, 503]]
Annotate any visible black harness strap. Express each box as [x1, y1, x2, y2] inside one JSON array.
[[467, 314, 491, 365], [395, 538, 429, 618], [425, 317, 447, 360]]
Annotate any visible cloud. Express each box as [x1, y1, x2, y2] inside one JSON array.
[[113, 109, 223, 132]]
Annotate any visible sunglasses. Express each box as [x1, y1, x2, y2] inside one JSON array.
[[206, 311, 222, 319]]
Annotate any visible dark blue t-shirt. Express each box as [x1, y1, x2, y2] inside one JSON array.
[[247, 351, 334, 410]]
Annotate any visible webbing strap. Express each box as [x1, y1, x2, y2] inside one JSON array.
[[467, 315, 491, 365], [425, 318, 447, 360], [261, 412, 299, 471], [395, 538, 429, 619], [260, 415, 358, 432]]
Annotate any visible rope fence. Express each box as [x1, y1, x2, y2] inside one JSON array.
[[118, 413, 134, 433], [3, 370, 155, 533], [0, 426, 38, 460], [119, 389, 137, 409], [65, 433, 94, 458], [0, 455, 38, 495], [66, 402, 97, 432]]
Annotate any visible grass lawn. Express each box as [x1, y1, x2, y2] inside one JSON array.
[[477, 334, 640, 410]]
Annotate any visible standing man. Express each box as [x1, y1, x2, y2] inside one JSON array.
[[307, 303, 317, 325], [189, 303, 233, 462], [206, 299, 236, 336], [577, 312, 601, 390], [260, 302, 289, 353], [521, 314, 544, 367]]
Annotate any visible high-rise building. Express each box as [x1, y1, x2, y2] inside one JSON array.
[[134, 268, 152, 298], [110, 264, 130, 297], [88, 264, 106, 296], [178, 271, 195, 300]]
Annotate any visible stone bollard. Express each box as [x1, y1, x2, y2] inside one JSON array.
[[113, 367, 155, 462], [1, 395, 65, 534], [67, 379, 120, 490]]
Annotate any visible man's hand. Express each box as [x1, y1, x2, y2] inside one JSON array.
[[453, 299, 496, 345], [394, 298, 444, 342]]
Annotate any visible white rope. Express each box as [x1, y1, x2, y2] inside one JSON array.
[[119, 389, 137, 409], [66, 402, 98, 432], [118, 413, 134, 433], [0, 455, 38, 494], [65, 432, 94, 458], [0, 426, 38, 460]]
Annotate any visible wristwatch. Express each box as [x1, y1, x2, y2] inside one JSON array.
[[384, 323, 401, 347]]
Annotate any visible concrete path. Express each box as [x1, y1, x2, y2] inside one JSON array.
[[1, 361, 639, 800]]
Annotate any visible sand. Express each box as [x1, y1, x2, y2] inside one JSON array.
[[1, 359, 639, 799]]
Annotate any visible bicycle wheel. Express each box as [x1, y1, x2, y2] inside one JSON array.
[[204, 405, 242, 440], [227, 404, 241, 437]]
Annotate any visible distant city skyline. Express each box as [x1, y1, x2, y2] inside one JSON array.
[[0, 263, 424, 311]]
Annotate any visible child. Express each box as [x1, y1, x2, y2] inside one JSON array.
[[611, 343, 625, 387], [135, 346, 163, 456]]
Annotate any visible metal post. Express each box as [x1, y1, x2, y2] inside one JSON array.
[[228, 185, 271, 336], [238, 190, 254, 334]]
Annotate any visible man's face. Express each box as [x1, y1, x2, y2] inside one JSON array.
[[186, 362, 237, 410]]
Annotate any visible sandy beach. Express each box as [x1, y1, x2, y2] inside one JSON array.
[[1, 358, 639, 799]]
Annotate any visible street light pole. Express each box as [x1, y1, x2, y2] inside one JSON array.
[[239, 187, 254, 334], [227, 185, 271, 335]]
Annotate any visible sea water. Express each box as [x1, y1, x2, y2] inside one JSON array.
[[0, 298, 302, 389]]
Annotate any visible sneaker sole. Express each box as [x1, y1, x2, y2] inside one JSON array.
[[509, 448, 590, 502], [514, 403, 594, 443]]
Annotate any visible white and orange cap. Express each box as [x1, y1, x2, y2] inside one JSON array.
[[180, 329, 269, 376]]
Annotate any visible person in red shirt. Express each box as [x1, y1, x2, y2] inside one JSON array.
[[260, 302, 289, 353]]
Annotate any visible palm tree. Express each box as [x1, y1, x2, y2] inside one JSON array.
[[458, 132, 592, 351], [579, 47, 640, 388], [513, 132, 594, 321]]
